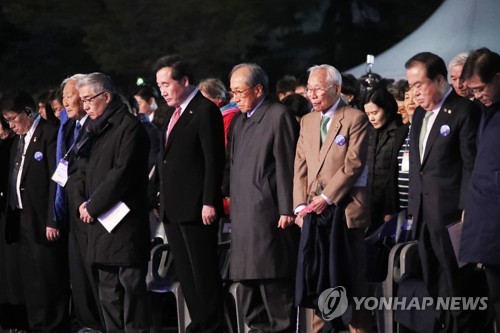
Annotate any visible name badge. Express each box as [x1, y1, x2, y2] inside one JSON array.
[[401, 150, 410, 173], [51, 159, 69, 187]]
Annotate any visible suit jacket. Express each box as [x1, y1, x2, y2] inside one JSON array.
[[73, 100, 150, 265], [158, 91, 225, 224], [5, 119, 57, 244], [408, 90, 479, 233], [460, 100, 500, 265], [229, 99, 299, 280], [293, 100, 370, 229]]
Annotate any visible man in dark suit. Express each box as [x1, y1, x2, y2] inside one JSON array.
[[460, 47, 500, 332], [228, 63, 299, 332], [406, 52, 483, 332], [0, 90, 70, 332], [154, 55, 226, 333], [74, 73, 151, 332], [58, 74, 104, 331]]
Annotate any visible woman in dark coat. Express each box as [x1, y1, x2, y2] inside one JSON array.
[[364, 86, 402, 235]]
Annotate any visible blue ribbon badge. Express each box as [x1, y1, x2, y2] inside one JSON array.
[[440, 124, 451, 137], [335, 135, 346, 146], [34, 151, 44, 161]]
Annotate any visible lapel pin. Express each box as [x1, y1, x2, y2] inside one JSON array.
[[33, 136, 37, 142], [335, 134, 346, 146], [440, 124, 451, 137], [189, 110, 193, 114], [34, 151, 44, 161]]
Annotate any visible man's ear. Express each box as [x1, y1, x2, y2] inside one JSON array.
[[255, 84, 264, 98], [436, 75, 446, 86], [104, 91, 112, 103], [24, 107, 34, 117], [181, 76, 189, 88]]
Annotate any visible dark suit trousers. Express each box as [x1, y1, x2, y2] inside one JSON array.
[[164, 222, 224, 333], [95, 264, 150, 333], [418, 220, 488, 333], [485, 265, 500, 333], [18, 209, 70, 332], [239, 278, 296, 333], [68, 213, 105, 331]]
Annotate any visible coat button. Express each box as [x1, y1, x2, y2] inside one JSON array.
[[419, 171, 424, 176], [163, 160, 166, 164]]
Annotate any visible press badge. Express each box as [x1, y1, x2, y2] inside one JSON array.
[[401, 150, 410, 172], [51, 159, 69, 187]]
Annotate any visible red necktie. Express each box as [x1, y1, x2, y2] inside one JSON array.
[[165, 106, 181, 145]]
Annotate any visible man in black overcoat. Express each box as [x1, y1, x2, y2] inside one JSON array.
[[74, 73, 151, 332]]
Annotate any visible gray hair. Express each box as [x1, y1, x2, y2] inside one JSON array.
[[76, 72, 117, 95], [448, 52, 470, 70], [198, 78, 228, 101], [307, 64, 343, 87], [61, 73, 86, 90], [229, 63, 269, 94]]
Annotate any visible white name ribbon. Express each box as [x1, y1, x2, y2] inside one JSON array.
[[51, 159, 69, 187]]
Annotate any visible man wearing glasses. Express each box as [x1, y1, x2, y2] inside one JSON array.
[[228, 63, 299, 332], [74, 73, 151, 332], [0, 90, 70, 331], [460, 47, 500, 332], [293, 65, 371, 333]]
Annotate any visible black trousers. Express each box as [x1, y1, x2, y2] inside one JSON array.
[[68, 220, 105, 331], [485, 265, 500, 332], [164, 222, 224, 333], [19, 210, 70, 332], [95, 264, 149, 333], [239, 278, 296, 333], [418, 220, 489, 333]]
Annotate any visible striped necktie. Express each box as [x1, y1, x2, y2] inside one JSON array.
[[320, 115, 330, 145]]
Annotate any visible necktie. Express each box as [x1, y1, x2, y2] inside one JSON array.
[[9, 135, 25, 209], [165, 106, 181, 145], [418, 111, 433, 158], [73, 121, 82, 144], [320, 115, 330, 145]]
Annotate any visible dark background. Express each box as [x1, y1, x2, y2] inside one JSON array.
[[0, 0, 443, 96]]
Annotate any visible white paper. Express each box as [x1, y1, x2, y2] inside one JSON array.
[[98, 201, 130, 233], [51, 159, 69, 187]]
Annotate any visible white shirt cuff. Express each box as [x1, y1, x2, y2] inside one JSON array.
[[294, 204, 307, 215], [321, 194, 333, 205]]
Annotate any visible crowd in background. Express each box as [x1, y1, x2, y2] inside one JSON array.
[[0, 47, 499, 333]]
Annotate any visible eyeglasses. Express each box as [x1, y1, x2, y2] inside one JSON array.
[[306, 85, 334, 96], [81, 91, 106, 105], [469, 84, 487, 94], [229, 86, 253, 99], [3, 113, 23, 124]]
